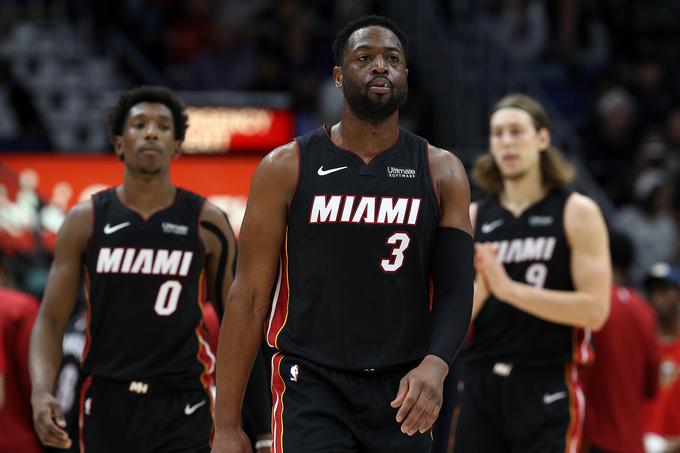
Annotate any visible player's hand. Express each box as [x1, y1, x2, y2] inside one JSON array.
[[390, 354, 448, 436], [211, 426, 253, 453], [474, 243, 516, 302], [31, 391, 72, 449]]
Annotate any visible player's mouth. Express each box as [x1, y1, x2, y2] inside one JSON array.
[[501, 153, 518, 163], [139, 145, 162, 155], [368, 77, 392, 94]]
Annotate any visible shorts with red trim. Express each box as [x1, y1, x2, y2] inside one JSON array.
[[271, 353, 432, 453], [454, 362, 584, 453], [79, 376, 212, 453]]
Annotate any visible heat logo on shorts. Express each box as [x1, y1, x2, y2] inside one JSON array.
[[290, 364, 299, 382]]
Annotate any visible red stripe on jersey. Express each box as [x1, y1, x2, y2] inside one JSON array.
[[266, 233, 290, 348], [195, 271, 214, 390], [81, 270, 92, 365], [564, 363, 585, 453], [271, 352, 286, 453], [572, 327, 593, 365], [78, 375, 93, 453]]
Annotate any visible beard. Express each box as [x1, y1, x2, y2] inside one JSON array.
[[342, 77, 408, 122]]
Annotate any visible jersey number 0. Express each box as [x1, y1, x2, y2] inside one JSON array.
[[154, 280, 182, 315]]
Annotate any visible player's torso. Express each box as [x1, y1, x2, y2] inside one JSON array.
[[267, 127, 440, 370], [467, 189, 591, 367], [83, 187, 210, 385]]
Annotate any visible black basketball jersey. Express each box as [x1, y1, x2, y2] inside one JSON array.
[[465, 188, 593, 368], [83, 187, 212, 388], [265, 126, 440, 370]]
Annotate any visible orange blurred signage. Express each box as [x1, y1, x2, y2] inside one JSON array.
[[183, 107, 294, 154], [0, 154, 261, 253]]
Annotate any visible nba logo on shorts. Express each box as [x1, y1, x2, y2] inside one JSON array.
[[290, 364, 299, 382]]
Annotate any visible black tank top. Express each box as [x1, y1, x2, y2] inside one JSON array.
[[465, 188, 593, 368], [266, 126, 440, 370], [83, 187, 211, 388]]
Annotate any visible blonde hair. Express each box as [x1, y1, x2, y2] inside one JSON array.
[[473, 94, 575, 195]]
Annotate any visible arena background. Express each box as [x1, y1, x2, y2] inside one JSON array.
[[1, 0, 680, 450]]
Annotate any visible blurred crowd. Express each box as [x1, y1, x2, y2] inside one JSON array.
[[1, 1, 680, 451]]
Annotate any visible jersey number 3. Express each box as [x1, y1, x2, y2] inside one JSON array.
[[381, 232, 411, 272], [154, 280, 182, 316]]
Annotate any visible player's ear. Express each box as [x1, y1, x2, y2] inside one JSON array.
[[537, 127, 550, 152], [333, 66, 343, 87], [113, 136, 125, 161]]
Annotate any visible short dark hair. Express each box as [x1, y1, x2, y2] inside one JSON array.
[[108, 85, 189, 141], [332, 15, 408, 66]]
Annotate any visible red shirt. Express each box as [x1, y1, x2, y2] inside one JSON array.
[[645, 336, 680, 435], [0, 287, 43, 453], [582, 285, 659, 453]]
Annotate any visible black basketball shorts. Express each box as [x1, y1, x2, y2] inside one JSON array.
[[454, 362, 584, 453], [270, 353, 433, 453], [79, 376, 213, 453]]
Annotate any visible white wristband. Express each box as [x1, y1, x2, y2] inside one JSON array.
[[255, 439, 273, 449]]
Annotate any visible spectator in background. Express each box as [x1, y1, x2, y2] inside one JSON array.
[[628, 50, 677, 134], [0, 250, 43, 453], [584, 87, 639, 203], [165, 0, 215, 65], [643, 262, 680, 451], [615, 169, 677, 285], [486, 0, 549, 62], [582, 229, 659, 453], [179, 11, 259, 90]]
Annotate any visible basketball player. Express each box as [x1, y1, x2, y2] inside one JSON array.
[[212, 15, 474, 453], [29, 86, 237, 452], [454, 94, 611, 452]]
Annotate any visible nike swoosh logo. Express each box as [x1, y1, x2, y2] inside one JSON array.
[[103, 222, 131, 235], [317, 165, 348, 176], [543, 391, 567, 405], [480, 219, 504, 234], [184, 399, 207, 415]]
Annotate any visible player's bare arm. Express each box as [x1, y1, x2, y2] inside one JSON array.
[[211, 142, 297, 453], [391, 146, 473, 436], [199, 202, 237, 312], [476, 193, 611, 330], [468, 202, 491, 320], [29, 201, 92, 449]]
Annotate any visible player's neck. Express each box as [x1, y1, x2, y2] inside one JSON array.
[[499, 167, 547, 216], [119, 173, 176, 218], [332, 111, 400, 163]]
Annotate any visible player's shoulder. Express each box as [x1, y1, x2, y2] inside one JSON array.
[[259, 140, 298, 174], [427, 145, 467, 183], [64, 198, 94, 229], [199, 201, 232, 230], [564, 192, 602, 218], [55, 198, 94, 249]]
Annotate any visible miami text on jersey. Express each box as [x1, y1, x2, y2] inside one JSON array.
[[493, 237, 557, 264], [95, 247, 194, 276], [309, 195, 421, 225]]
